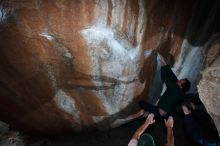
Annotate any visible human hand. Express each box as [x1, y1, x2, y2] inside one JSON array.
[[145, 113, 155, 125], [134, 109, 145, 118], [182, 105, 191, 115], [164, 116, 173, 128]]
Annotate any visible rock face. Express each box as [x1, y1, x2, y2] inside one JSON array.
[[198, 34, 220, 134], [0, 0, 220, 134]]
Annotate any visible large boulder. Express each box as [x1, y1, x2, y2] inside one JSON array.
[[198, 35, 220, 133], [0, 0, 219, 133]]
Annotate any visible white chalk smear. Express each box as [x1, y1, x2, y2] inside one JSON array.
[[81, 26, 140, 114], [0, 6, 7, 23], [144, 49, 152, 57], [54, 89, 80, 124], [39, 32, 55, 41]]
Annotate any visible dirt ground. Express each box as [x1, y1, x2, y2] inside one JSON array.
[[0, 108, 200, 146]]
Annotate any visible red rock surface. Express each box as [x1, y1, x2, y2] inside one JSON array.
[[0, 0, 220, 134]]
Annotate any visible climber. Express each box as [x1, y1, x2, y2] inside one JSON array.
[[182, 101, 220, 146], [128, 113, 174, 146], [111, 53, 190, 127], [139, 53, 191, 120]]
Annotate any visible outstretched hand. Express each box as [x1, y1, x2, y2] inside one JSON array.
[[164, 116, 174, 128], [145, 113, 155, 125], [133, 109, 145, 118], [182, 105, 191, 115], [131, 113, 155, 140]]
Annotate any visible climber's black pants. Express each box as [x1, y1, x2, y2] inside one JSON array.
[[139, 100, 169, 121]]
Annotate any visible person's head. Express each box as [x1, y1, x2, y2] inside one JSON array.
[[138, 134, 155, 146], [177, 78, 191, 92]]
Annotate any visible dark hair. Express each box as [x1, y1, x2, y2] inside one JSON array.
[[182, 78, 191, 92]]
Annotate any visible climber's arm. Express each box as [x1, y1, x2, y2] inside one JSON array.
[[164, 116, 174, 146], [131, 114, 155, 140]]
